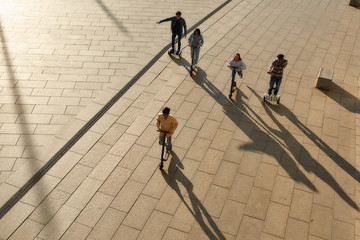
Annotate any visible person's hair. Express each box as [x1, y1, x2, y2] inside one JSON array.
[[194, 28, 201, 35], [277, 54, 284, 59], [176, 11, 181, 16], [162, 107, 170, 114], [233, 53, 242, 61]]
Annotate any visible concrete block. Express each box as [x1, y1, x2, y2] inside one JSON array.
[[350, 0, 359, 7], [315, 68, 333, 90]]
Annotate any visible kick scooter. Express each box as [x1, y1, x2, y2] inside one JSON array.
[[159, 130, 169, 170]]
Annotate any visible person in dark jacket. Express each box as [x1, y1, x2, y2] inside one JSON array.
[[157, 11, 187, 55]]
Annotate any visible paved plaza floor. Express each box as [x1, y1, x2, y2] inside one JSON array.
[[0, 0, 359, 239]]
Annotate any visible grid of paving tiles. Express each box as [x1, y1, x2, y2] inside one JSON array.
[[0, 0, 226, 184], [0, 0, 359, 239]]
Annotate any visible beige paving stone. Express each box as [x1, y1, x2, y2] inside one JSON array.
[[312, 177, 335, 208], [79, 142, 112, 168], [322, 117, 339, 137], [142, 168, 169, 199], [99, 166, 132, 197], [245, 187, 271, 220], [0, 202, 35, 239], [223, 139, 245, 164], [137, 210, 172, 240], [5, 158, 45, 187], [197, 95, 216, 113], [130, 155, 159, 184], [107, 98, 133, 117], [285, 217, 309, 240], [136, 124, 158, 147], [48, 151, 82, 178], [271, 175, 294, 206], [204, 185, 229, 217], [132, 92, 156, 109], [189, 171, 214, 202], [187, 87, 206, 104], [111, 180, 145, 213], [37, 205, 81, 240], [0, 123, 36, 134], [169, 195, 198, 233], [254, 162, 278, 191], [56, 164, 92, 194], [186, 110, 209, 130], [236, 215, 264, 240], [289, 188, 313, 222], [29, 189, 70, 225], [70, 130, 102, 155], [185, 137, 212, 161], [0, 134, 19, 146], [210, 129, 233, 151], [65, 177, 102, 210], [8, 219, 44, 240], [338, 126, 356, 148], [187, 211, 224, 240], [122, 194, 158, 230], [88, 153, 121, 181], [21, 174, 60, 207], [60, 222, 92, 240], [213, 161, 238, 189], [0, 145, 25, 158], [108, 133, 138, 157], [0, 183, 18, 206], [87, 208, 126, 240], [76, 192, 113, 227], [263, 202, 290, 237], [228, 173, 254, 204], [112, 225, 140, 240], [118, 144, 149, 170], [198, 119, 221, 140], [99, 123, 128, 145], [208, 103, 225, 122], [307, 108, 324, 128], [238, 151, 262, 177], [173, 127, 198, 149], [218, 199, 245, 235], [116, 106, 142, 126], [162, 228, 189, 240], [332, 219, 355, 240], [336, 165, 355, 195], [309, 204, 333, 239], [90, 113, 118, 135], [334, 192, 356, 225], [198, 148, 224, 174]]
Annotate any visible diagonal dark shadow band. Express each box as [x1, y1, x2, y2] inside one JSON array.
[[0, 0, 232, 219]]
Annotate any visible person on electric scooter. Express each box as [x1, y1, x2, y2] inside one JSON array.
[[157, 11, 187, 55], [227, 53, 246, 93], [157, 107, 178, 155], [267, 54, 288, 98]]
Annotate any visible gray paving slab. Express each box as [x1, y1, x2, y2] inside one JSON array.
[[0, 0, 360, 239]]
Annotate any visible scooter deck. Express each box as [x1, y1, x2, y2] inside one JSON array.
[[168, 49, 182, 58], [263, 93, 280, 104]]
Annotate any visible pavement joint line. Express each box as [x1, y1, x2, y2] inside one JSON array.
[[0, 0, 234, 219]]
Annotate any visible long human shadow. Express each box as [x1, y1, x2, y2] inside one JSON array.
[[319, 82, 360, 113], [255, 87, 360, 183], [0, 21, 61, 234], [247, 87, 359, 210], [161, 151, 226, 240], [95, 0, 130, 36], [192, 67, 358, 210]]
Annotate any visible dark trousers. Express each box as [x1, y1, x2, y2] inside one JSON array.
[[171, 32, 181, 52], [268, 75, 282, 95]]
